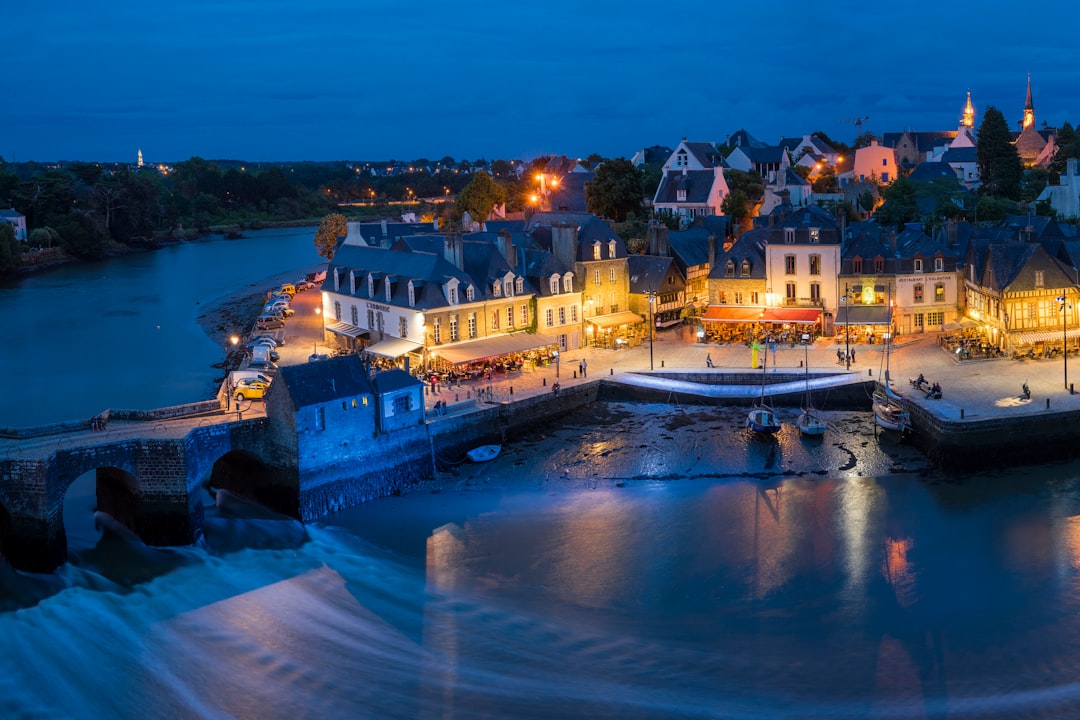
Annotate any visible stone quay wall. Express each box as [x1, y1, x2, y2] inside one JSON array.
[[906, 401, 1080, 471]]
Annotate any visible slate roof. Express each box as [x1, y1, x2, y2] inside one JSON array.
[[275, 354, 374, 409], [737, 146, 789, 164], [941, 146, 977, 163], [370, 368, 422, 394], [548, 171, 592, 212], [329, 243, 474, 310], [763, 205, 840, 244], [627, 255, 676, 293], [527, 212, 629, 262], [483, 220, 526, 234], [349, 221, 436, 247], [779, 134, 837, 156], [881, 131, 956, 152], [908, 162, 961, 182], [709, 229, 767, 280], [683, 142, 725, 168], [635, 145, 673, 165], [726, 129, 765, 148], [654, 170, 718, 205]]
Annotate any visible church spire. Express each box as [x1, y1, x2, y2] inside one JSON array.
[[961, 90, 975, 128], [1022, 74, 1035, 130]]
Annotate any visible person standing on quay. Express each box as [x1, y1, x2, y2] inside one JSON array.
[[581, 358, 588, 378]]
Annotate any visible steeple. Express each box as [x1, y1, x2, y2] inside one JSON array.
[[961, 90, 975, 128], [1022, 74, 1035, 130]]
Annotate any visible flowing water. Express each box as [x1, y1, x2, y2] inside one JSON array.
[[4, 404, 1080, 719]]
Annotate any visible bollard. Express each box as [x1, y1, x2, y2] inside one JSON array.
[[610, 368, 614, 375], [1072, 383, 1075, 395], [1048, 398, 1051, 409], [509, 386, 513, 396], [800, 360, 804, 368], [455, 393, 459, 402], [573, 370, 577, 379], [467, 391, 471, 399], [868, 369, 872, 376], [543, 378, 547, 386], [661, 360, 665, 367], [961, 408, 965, 419]]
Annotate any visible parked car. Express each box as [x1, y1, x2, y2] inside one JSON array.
[[308, 353, 331, 363], [234, 378, 269, 401], [246, 336, 279, 350], [263, 304, 294, 317], [296, 281, 316, 292], [275, 284, 296, 297], [250, 330, 285, 346], [254, 315, 285, 330]]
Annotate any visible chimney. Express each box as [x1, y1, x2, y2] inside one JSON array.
[[443, 233, 463, 269], [497, 229, 513, 265], [551, 222, 578, 271], [707, 234, 717, 268], [647, 222, 669, 256]]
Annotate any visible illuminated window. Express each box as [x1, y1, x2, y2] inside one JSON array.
[[609, 268, 616, 284], [467, 313, 477, 338], [593, 243, 601, 260], [433, 319, 441, 343], [507, 307, 514, 327], [741, 260, 751, 276], [491, 310, 499, 330], [725, 260, 735, 277], [935, 283, 945, 302], [809, 254, 821, 275], [608, 240, 617, 258], [914, 284, 924, 303], [809, 228, 820, 243]]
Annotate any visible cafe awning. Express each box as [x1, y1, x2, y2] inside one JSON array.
[[700, 306, 763, 323], [586, 310, 644, 329], [325, 321, 369, 338], [760, 308, 821, 325], [432, 333, 558, 365], [364, 337, 423, 359], [835, 305, 891, 325], [1014, 328, 1080, 344]]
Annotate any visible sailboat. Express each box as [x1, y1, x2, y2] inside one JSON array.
[[796, 336, 826, 437], [746, 337, 782, 434], [873, 295, 911, 433]]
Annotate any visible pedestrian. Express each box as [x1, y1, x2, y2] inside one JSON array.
[[706, 353, 713, 368], [552, 382, 560, 397], [850, 348, 856, 363], [579, 361, 584, 377], [431, 376, 438, 395], [581, 358, 588, 378], [837, 349, 843, 365]]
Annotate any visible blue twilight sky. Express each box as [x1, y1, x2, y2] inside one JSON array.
[[7, 0, 1079, 164]]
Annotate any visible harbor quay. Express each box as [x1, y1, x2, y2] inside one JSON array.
[[3, 323, 1080, 571]]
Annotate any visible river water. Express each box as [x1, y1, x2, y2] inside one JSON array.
[[0, 227, 323, 427], [5, 236, 1080, 717], [4, 398, 1080, 718]]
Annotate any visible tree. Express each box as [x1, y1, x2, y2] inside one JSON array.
[[584, 158, 643, 222], [314, 212, 347, 260], [453, 171, 506, 224], [812, 166, 838, 194], [1049, 121, 1079, 176], [874, 175, 919, 228], [0, 221, 19, 273], [976, 105, 1023, 199], [853, 132, 880, 149], [1021, 168, 1049, 203]]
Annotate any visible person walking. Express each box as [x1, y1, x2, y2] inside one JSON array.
[[850, 348, 856, 364], [706, 353, 714, 368], [581, 358, 588, 378], [837, 349, 844, 365]]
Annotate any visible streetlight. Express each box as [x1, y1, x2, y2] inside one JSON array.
[[840, 284, 850, 370], [552, 349, 560, 378], [1058, 295, 1072, 393], [647, 291, 656, 370]]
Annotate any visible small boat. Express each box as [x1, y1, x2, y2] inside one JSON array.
[[873, 290, 911, 434], [746, 337, 781, 435], [796, 336, 826, 437], [466, 444, 501, 462]]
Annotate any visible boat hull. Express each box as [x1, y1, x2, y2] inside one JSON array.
[[797, 411, 827, 436], [466, 445, 501, 462], [747, 407, 781, 434]]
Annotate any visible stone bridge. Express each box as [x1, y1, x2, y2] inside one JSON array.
[[0, 405, 281, 572]]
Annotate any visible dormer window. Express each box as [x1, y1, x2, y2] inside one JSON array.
[[367, 274, 375, 297], [914, 258, 924, 273], [407, 281, 415, 307], [725, 260, 735, 277], [563, 273, 573, 292], [384, 276, 393, 302], [677, 189, 687, 202], [504, 279, 513, 297], [852, 257, 863, 274], [448, 286, 457, 305], [784, 228, 795, 243], [934, 257, 944, 272], [492, 281, 501, 297], [466, 285, 474, 302], [515, 277, 524, 294], [608, 240, 617, 258], [741, 259, 751, 277], [549, 276, 559, 294], [809, 228, 820, 243], [593, 242, 601, 260]]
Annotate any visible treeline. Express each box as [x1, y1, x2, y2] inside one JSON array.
[[0, 156, 490, 272]]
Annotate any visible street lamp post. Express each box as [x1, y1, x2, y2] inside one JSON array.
[[1058, 295, 1072, 392], [647, 291, 656, 370], [841, 284, 850, 370], [552, 349, 560, 378]]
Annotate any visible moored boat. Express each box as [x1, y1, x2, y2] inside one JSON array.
[[746, 336, 782, 435], [466, 444, 501, 462]]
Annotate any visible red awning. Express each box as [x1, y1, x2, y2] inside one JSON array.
[[700, 306, 764, 323], [759, 308, 822, 325]]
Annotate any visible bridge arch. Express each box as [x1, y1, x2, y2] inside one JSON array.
[[209, 449, 299, 519]]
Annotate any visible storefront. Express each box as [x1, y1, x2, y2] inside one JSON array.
[[363, 336, 424, 372], [324, 321, 370, 352], [428, 332, 559, 379], [833, 305, 892, 344], [585, 311, 645, 349]]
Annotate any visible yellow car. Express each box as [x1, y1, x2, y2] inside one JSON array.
[[234, 378, 269, 401]]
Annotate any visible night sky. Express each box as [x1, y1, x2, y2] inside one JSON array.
[[9, 0, 1079, 164]]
